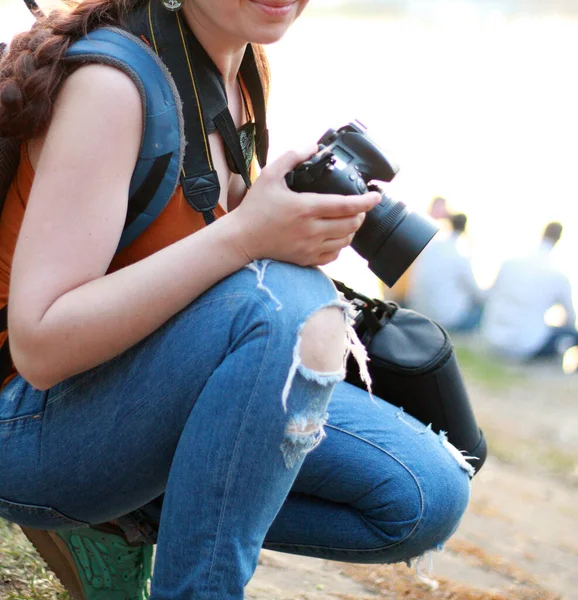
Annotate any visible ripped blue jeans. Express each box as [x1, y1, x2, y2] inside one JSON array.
[[0, 261, 471, 599]]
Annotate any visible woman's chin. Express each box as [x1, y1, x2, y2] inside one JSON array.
[[249, 26, 293, 45], [244, 0, 302, 43]]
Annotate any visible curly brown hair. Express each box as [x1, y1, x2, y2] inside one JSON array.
[[0, 0, 270, 140]]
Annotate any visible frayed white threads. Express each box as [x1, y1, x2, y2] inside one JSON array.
[[281, 412, 329, 469], [282, 334, 302, 412], [439, 431, 476, 478], [345, 320, 373, 398], [245, 260, 283, 311], [396, 408, 432, 435], [415, 552, 440, 591], [342, 304, 373, 400]]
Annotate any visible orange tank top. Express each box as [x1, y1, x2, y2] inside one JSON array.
[[0, 144, 226, 384]]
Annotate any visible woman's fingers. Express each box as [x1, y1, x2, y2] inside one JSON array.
[[314, 214, 365, 240], [320, 233, 356, 253], [316, 229, 361, 264], [317, 252, 341, 266], [236, 145, 382, 266], [303, 191, 381, 218]]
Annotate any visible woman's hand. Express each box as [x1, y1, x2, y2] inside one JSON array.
[[229, 145, 382, 266]]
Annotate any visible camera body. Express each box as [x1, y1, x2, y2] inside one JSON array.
[[285, 121, 439, 287]]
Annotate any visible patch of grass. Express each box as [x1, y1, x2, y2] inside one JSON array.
[[454, 343, 525, 391], [541, 447, 577, 474], [0, 519, 69, 600], [483, 425, 578, 483]]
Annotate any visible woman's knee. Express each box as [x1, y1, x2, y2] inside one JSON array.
[[242, 261, 347, 372], [357, 447, 471, 564], [395, 462, 471, 562]]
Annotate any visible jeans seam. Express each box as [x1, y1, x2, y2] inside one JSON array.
[[262, 541, 408, 556], [0, 413, 42, 425], [267, 423, 426, 555], [0, 497, 89, 527], [205, 296, 273, 595]]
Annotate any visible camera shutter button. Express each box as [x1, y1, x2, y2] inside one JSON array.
[[356, 178, 367, 193]]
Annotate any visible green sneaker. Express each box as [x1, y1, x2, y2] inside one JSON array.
[[21, 526, 153, 600]]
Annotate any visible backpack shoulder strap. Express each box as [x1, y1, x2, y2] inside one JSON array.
[[65, 26, 185, 252], [0, 43, 22, 216]]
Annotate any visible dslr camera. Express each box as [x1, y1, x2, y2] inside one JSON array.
[[285, 121, 438, 287]]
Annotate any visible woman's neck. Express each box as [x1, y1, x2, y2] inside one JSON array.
[[180, 4, 247, 88]]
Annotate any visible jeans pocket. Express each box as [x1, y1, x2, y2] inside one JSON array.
[[0, 497, 89, 530]]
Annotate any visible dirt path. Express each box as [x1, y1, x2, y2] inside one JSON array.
[[247, 353, 578, 600]]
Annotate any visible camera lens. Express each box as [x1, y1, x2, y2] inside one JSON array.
[[351, 192, 439, 287]]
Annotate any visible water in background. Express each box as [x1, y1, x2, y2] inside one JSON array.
[[2, 0, 578, 299]]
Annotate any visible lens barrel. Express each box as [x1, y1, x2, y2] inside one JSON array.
[[352, 193, 439, 287]]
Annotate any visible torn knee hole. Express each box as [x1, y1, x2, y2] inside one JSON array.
[[286, 416, 321, 436], [300, 306, 346, 372], [281, 412, 328, 469]]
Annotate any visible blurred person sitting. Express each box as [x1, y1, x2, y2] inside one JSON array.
[[406, 213, 485, 332], [481, 221, 578, 360], [428, 195, 452, 220], [384, 195, 452, 305]]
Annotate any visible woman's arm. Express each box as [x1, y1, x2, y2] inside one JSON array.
[[9, 64, 379, 390], [8, 64, 252, 389]]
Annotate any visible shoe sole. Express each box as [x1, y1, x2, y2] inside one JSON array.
[[20, 527, 86, 600]]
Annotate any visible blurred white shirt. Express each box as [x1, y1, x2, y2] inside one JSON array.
[[481, 241, 576, 358], [407, 232, 484, 329]]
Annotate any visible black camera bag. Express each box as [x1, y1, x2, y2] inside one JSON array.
[[335, 280, 487, 475]]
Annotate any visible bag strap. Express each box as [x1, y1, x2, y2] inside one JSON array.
[[332, 278, 398, 335]]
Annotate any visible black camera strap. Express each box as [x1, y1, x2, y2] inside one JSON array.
[[128, 1, 269, 224]]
